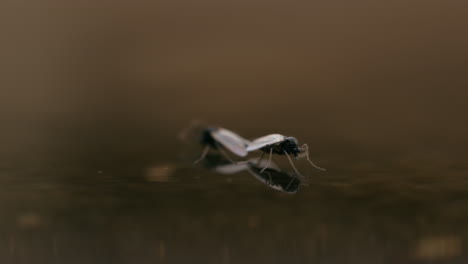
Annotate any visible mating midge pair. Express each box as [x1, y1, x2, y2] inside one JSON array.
[[194, 127, 326, 177]]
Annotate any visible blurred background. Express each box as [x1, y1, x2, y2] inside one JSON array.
[[2, 0, 468, 168], [1, 0, 468, 263]]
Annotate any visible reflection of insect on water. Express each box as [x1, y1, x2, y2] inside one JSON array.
[[246, 134, 326, 177], [247, 162, 301, 193], [211, 157, 301, 193], [193, 127, 251, 164]]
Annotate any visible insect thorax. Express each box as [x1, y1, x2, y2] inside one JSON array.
[[261, 144, 284, 155], [261, 138, 301, 156]]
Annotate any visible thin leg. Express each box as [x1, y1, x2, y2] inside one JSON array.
[[301, 144, 326, 171], [193, 146, 210, 164], [216, 143, 237, 164], [260, 148, 273, 173], [283, 150, 304, 178], [285, 177, 295, 192], [264, 172, 272, 185], [255, 152, 266, 165]]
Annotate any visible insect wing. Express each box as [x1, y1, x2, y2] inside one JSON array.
[[211, 128, 250, 157], [246, 134, 285, 152]]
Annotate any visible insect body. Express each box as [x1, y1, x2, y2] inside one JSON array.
[[194, 127, 250, 164], [247, 134, 301, 156], [246, 134, 326, 176]]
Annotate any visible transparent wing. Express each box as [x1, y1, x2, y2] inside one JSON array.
[[246, 134, 285, 152], [211, 128, 250, 157]]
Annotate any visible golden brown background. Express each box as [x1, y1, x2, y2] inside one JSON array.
[[2, 0, 468, 170]]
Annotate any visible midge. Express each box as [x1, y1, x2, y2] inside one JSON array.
[[194, 127, 250, 164], [246, 134, 326, 176]]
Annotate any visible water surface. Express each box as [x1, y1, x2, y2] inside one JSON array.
[[2, 154, 468, 263]]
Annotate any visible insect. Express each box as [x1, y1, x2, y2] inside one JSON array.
[[246, 134, 326, 176], [193, 127, 250, 164]]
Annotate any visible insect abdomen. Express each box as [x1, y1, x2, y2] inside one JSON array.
[[201, 128, 218, 148]]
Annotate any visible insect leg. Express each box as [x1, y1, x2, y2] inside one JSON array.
[[263, 171, 272, 185], [255, 151, 266, 165], [285, 177, 295, 192], [301, 144, 326, 171], [283, 150, 304, 179], [260, 148, 273, 173], [193, 145, 210, 164]]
